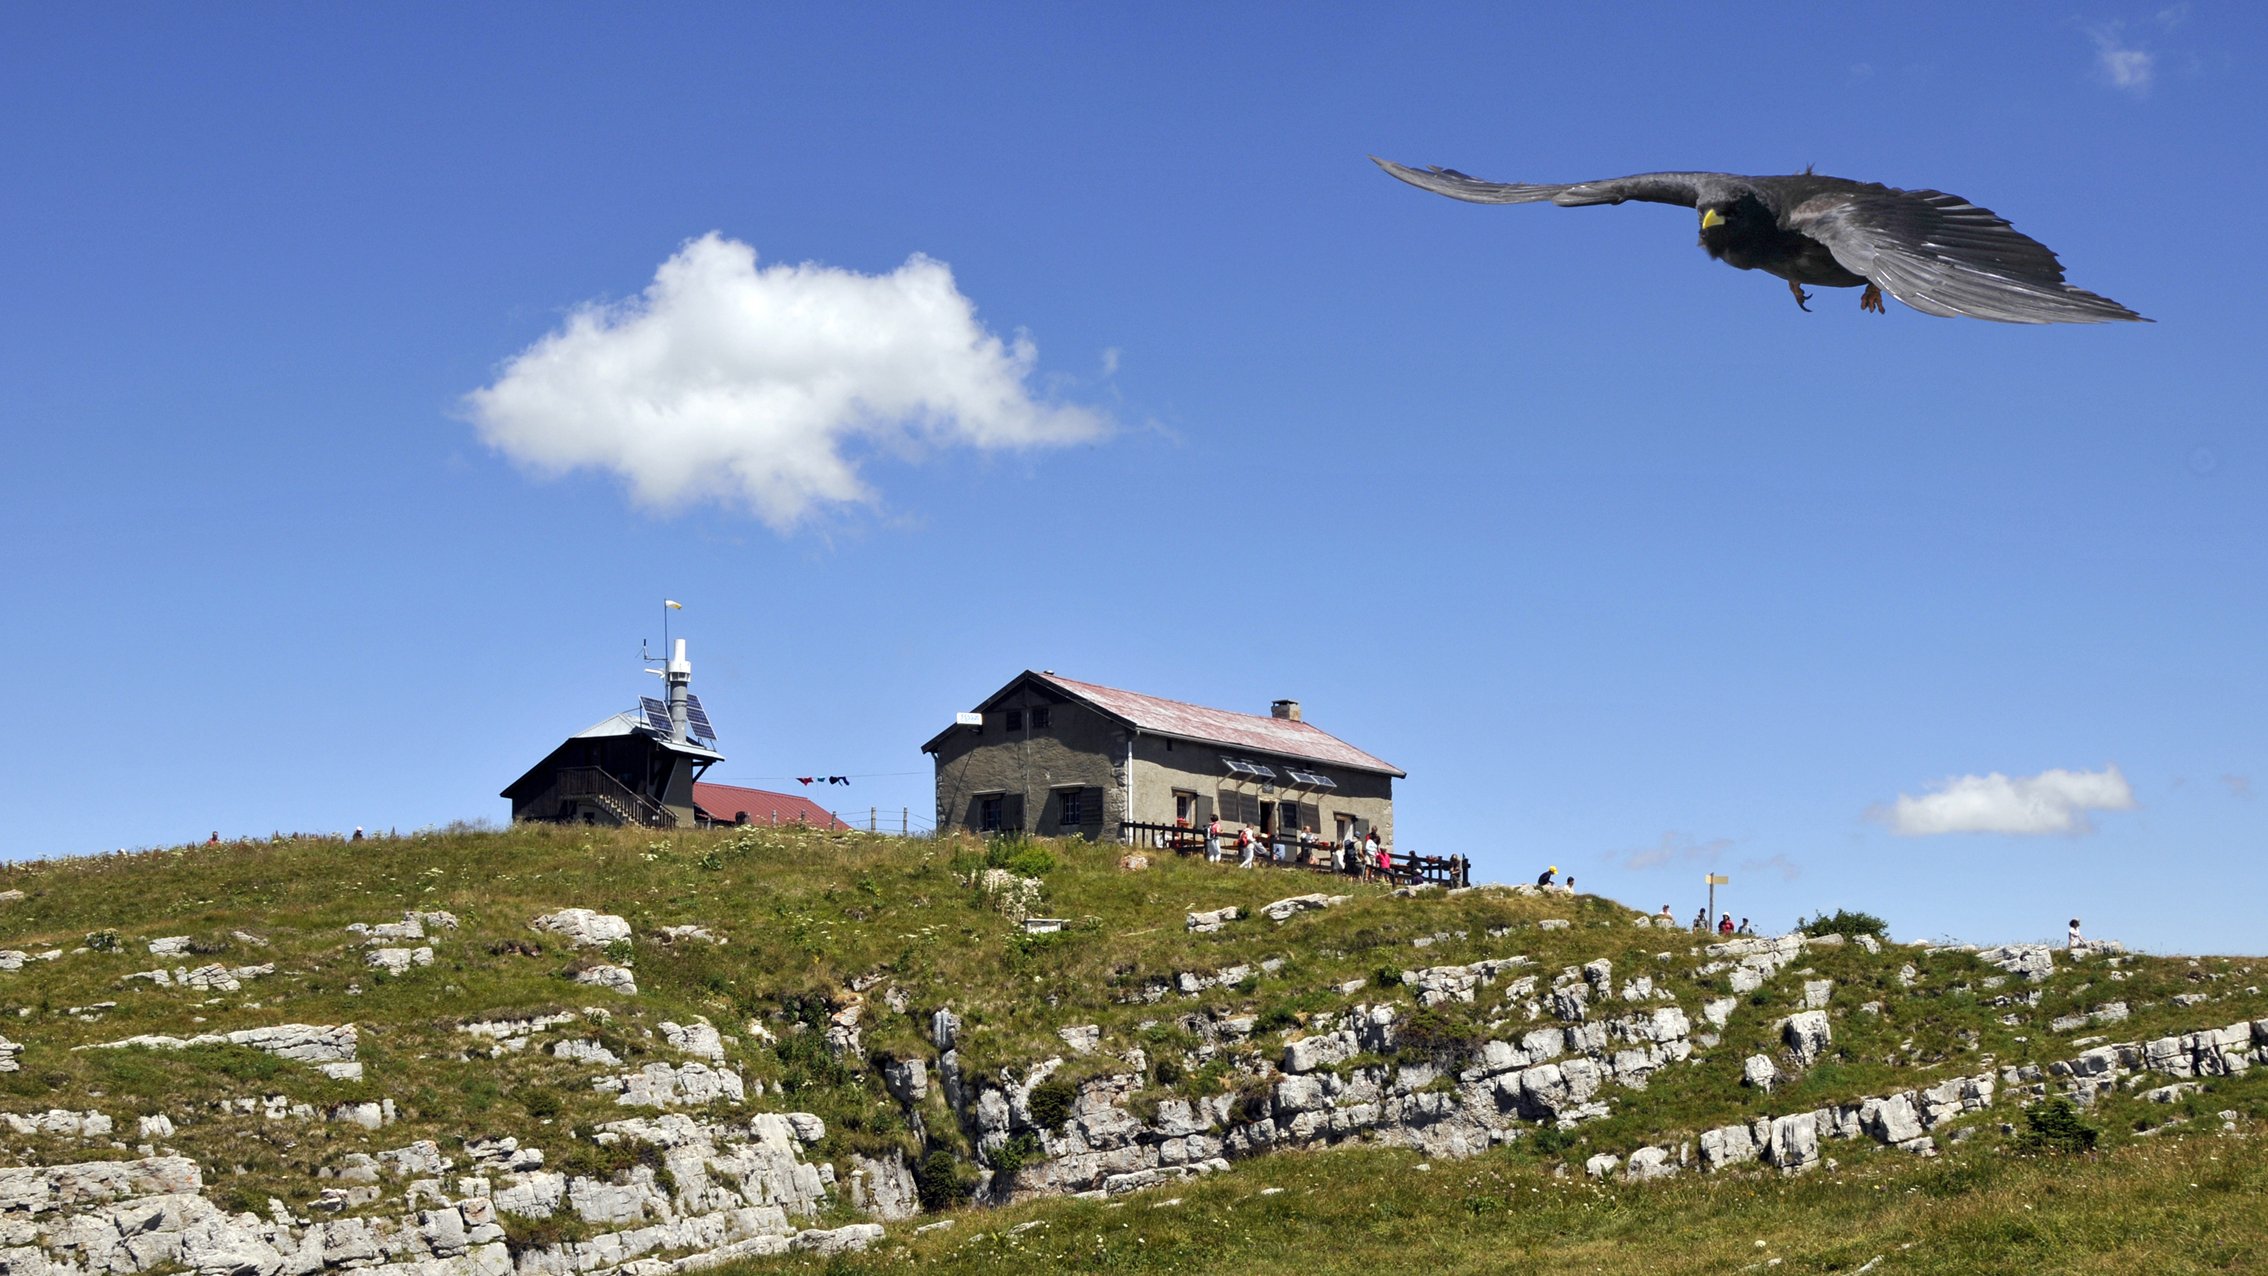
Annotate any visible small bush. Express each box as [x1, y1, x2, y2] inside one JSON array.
[[1152, 1056, 1185, 1086], [520, 1088, 563, 1120], [985, 837, 1056, 878], [84, 929, 119, 952], [1799, 909, 1890, 941], [1027, 1075, 1078, 1129], [1395, 1007, 1485, 1064], [1528, 1125, 1578, 1157], [915, 1149, 974, 1210], [2019, 1097, 2100, 1155], [988, 1132, 1042, 1174]]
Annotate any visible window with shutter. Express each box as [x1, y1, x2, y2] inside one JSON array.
[[1002, 792, 1025, 832], [1299, 802, 1321, 832], [1056, 788, 1083, 828], [1081, 787, 1105, 832], [1196, 792, 1214, 824], [976, 794, 1002, 832]]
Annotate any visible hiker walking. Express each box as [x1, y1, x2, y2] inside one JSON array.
[[1205, 814, 1223, 863]]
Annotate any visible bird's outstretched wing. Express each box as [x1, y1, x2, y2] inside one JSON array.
[[1788, 187, 2147, 324], [1370, 157, 1717, 208]]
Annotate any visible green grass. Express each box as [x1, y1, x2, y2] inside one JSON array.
[[721, 1102, 2268, 1274], [1, 821, 2264, 1263]]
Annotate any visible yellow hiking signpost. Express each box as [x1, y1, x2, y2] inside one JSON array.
[[1706, 873, 1729, 932]]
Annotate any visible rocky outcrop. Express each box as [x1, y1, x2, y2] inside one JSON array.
[[85, 1024, 363, 1081], [531, 911, 633, 949]]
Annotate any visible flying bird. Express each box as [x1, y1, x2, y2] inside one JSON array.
[[1371, 157, 2146, 324]]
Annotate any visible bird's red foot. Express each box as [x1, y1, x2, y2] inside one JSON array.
[[1860, 282, 1885, 314], [1787, 279, 1813, 312]]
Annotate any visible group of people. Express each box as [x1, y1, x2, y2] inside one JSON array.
[[1204, 816, 1398, 881], [1660, 904, 1752, 935]]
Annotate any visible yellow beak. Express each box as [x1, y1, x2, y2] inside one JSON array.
[[1700, 208, 1726, 230]]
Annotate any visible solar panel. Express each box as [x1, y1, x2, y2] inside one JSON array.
[[684, 694, 716, 742], [639, 697, 673, 734], [1306, 772, 1337, 790], [1246, 761, 1276, 781], [1223, 758, 1255, 777]]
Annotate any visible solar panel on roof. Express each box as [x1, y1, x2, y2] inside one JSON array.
[[640, 697, 673, 734], [685, 694, 716, 742], [1305, 772, 1337, 790], [1246, 761, 1276, 781], [1223, 758, 1256, 777]]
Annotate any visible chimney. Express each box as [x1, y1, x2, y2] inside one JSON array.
[[1270, 699, 1301, 722]]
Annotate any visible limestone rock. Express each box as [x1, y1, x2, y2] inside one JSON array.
[[1743, 1054, 1780, 1091], [575, 964, 639, 995], [1976, 944, 2055, 983], [1185, 907, 1239, 934], [1781, 1010, 1833, 1067], [1259, 894, 1348, 923], [364, 947, 433, 976], [531, 909, 634, 948], [661, 1019, 727, 1061], [597, 1062, 747, 1107]]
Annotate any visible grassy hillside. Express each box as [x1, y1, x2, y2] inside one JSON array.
[[1, 822, 2262, 1270], [728, 1107, 2268, 1275]]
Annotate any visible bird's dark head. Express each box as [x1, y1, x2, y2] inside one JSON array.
[[1696, 197, 1769, 261]]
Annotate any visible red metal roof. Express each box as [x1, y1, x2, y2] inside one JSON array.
[[1036, 673, 1405, 777], [692, 782, 853, 830]]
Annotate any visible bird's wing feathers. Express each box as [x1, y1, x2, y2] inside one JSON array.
[[1790, 188, 2146, 324], [1371, 157, 1713, 208]]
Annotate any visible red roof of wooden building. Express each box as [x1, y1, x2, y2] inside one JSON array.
[[692, 782, 853, 830]]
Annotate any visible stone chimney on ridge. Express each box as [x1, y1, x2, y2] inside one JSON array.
[[1270, 699, 1302, 723]]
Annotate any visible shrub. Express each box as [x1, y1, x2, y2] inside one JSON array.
[[1799, 909, 1890, 941], [1528, 1125, 1578, 1157], [520, 1088, 563, 1120], [1027, 1075, 1078, 1129], [985, 837, 1056, 878], [84, 929, 119, 952], [988, 1132, 1042, 1174], [914, 1149, 974, 1210], [1152, 1056, 1185, 1086], [2019, 1097, 2100, 1155], [1395, 1007, 1485, 1064]]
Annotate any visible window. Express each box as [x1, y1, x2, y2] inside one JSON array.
[[979, 795, 1004, 832], [1174, 790, 1198, 824], [1031, 706, 1051, 729], [1278, 800, 1303, 832], [1058, 789, 1084, 827], [1006, 709, 1024, 731]]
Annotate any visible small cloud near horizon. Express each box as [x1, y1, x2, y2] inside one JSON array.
[[2221, 773, 2253, 799], [1873, 764, 2137, 836], [465, 233, 1108, 531]]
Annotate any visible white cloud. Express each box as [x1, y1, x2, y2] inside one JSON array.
[[465, 233, 1108, 529], [1610, 831, 1731, 872], [1741, 853, 1802, 883], [2091, 25, 2155, 94], [1875, 765, 2136, 837]]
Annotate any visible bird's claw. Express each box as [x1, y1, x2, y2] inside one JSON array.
[[1860, 283, 1886, 314], [1787, 279, 1813, 312]]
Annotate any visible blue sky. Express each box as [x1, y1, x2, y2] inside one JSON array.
[[4, 4, 2263, 953]]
